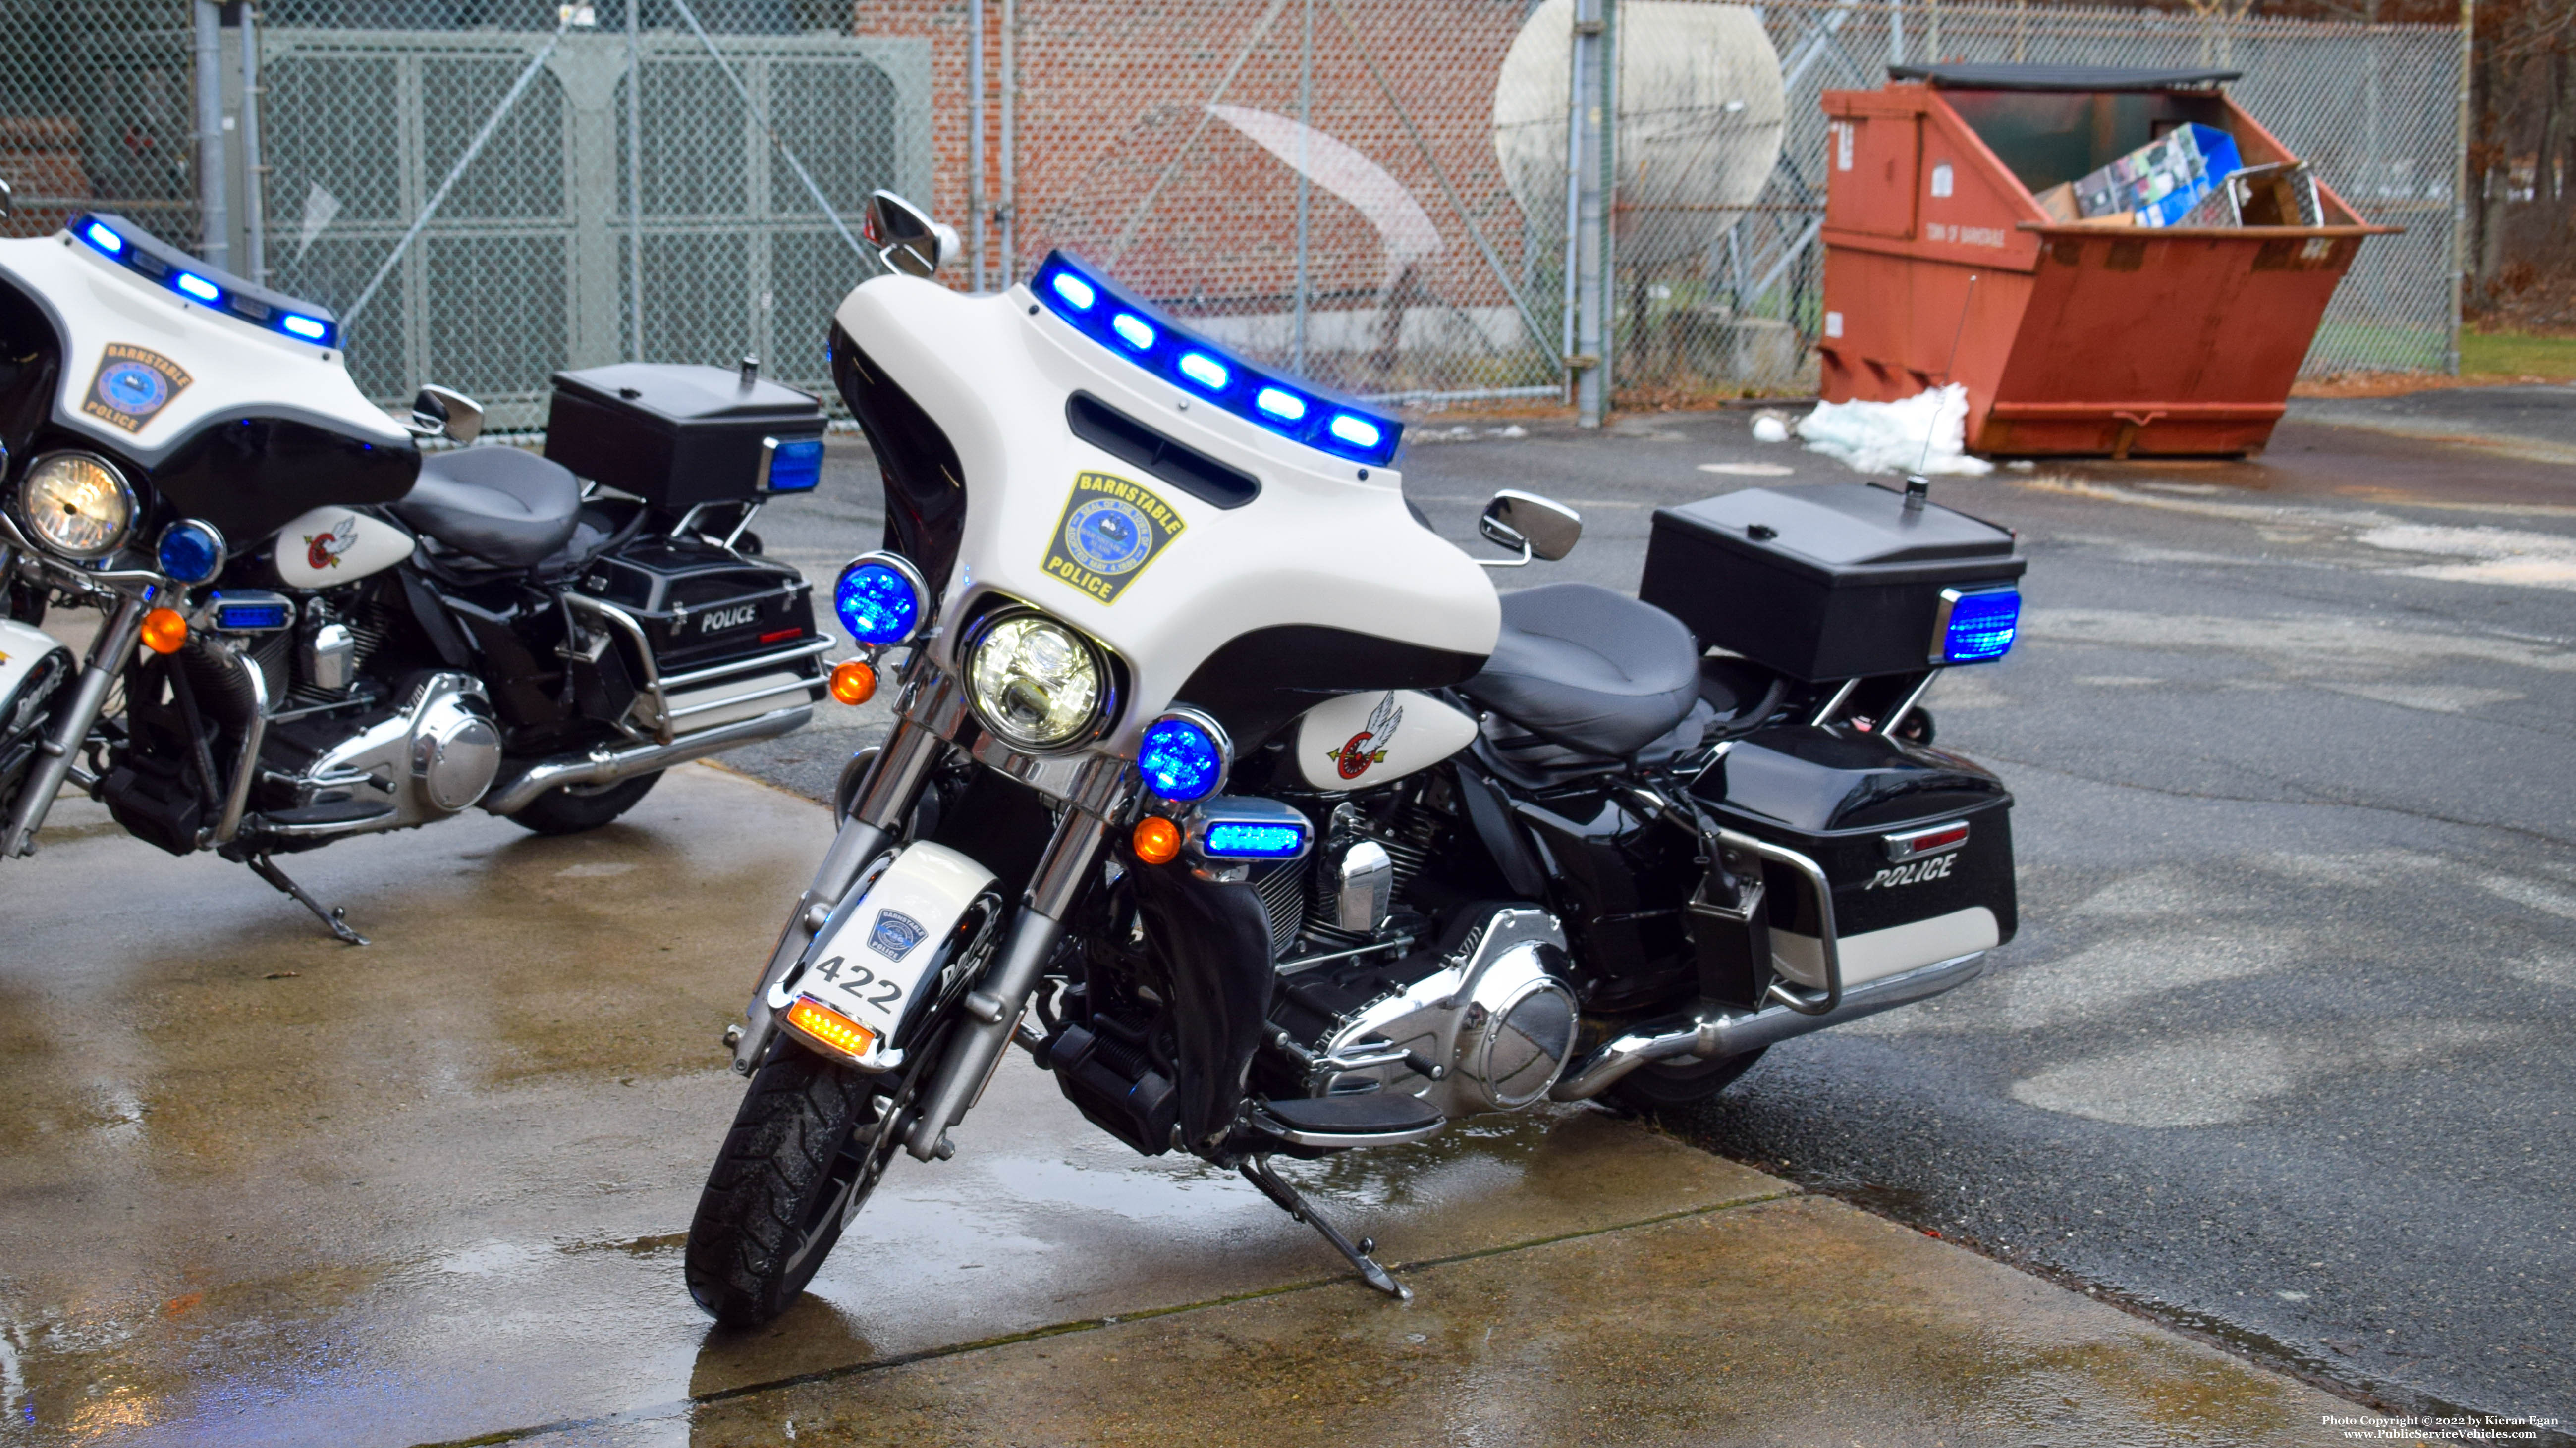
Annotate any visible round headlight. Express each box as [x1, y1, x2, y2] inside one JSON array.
[[834, 552, 926, 646], [967, 612, 1106, 750], [17, 451, 137, 560], [1138, 708, 1229, 803], [157, 518, 226, 584]]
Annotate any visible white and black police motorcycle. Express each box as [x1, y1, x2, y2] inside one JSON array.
[[687, 193, 2029, 1324], [0, 192, 835, 941]]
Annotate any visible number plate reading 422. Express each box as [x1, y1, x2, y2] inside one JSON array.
[[810, 951, 906, 1016]]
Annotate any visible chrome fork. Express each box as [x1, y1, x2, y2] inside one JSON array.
[[3, 591, 148, 858], [729, 667, 965, 1076]]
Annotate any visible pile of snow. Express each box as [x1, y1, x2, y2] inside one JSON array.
[[1778, 384, 1991, 477]]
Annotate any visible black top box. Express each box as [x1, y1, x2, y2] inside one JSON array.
[[544, 363, 827, 510], [1640, 483, 2024, 681]]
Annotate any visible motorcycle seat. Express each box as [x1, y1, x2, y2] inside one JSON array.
[[391, 446, 584, 568], [1456, 582, 1702, 759]]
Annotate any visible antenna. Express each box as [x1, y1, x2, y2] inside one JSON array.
[[1907, 272, 1979, 510]]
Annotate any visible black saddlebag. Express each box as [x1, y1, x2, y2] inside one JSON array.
[[567, 536, 822, 738], [544, 363, 827, 508], [1640, 483, 2024, 680], [1689, 725, 2016, 1004]]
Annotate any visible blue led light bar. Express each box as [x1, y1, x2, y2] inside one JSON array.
[[1937, 587, 2020, 665], [1030, 251, 1403, 469], [1202, 820, 1309, 859], [71, 212, 339, 349], [207, 590, 293, 632]]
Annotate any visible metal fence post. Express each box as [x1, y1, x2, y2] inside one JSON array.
[[999, 0, 1016, 287], [969, 0, 986, 292], [626, 0, 643, 360], [194, 0, 230, 268], [238, 4, 266, 283], [1571, 0, 1606, 427], [1293, 0, 1315, 374], [2447, 0, 2472, 375]]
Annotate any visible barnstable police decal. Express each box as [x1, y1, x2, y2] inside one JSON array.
[[81, 343, 193, 433], [867, 909, 928, 962], [1041, 471, 1185, 605]]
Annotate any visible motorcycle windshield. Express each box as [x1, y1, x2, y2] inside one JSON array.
[[0, 228, 417, 545], [829, 258, 1499, 755]]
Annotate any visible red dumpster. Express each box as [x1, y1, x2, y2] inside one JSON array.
[[1817, 63, 2397, 458]]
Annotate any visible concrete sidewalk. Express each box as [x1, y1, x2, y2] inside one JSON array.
[[0, 767, 2412, 1448]]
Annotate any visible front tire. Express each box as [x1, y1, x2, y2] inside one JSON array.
[[685, 1042, 888, 1327], [506, 770, 661, 835], [1603, 1046, 1768, 1114]]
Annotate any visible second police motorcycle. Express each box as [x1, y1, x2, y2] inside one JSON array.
[[0, 185, 842, 939], [684, 194, 2030, 1324]]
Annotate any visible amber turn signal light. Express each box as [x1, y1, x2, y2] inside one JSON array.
[[1132, 815, 1181, 865], [783, 995, 877, 1061], [828, 658, 877, 705], [139, 607, 187, 654]]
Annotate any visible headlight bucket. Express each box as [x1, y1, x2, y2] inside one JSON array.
[[16, 451, 139, 560], [963, 607, 1113, 752]]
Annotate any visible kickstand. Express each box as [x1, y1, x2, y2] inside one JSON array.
[[1240, 1154, 1410, 1302], [246, 854, 369, 946]]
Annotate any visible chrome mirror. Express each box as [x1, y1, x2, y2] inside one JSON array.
[[1477, 489, 1582, 568], [864, 190, 948, 278], [407, 384, 484, 444]]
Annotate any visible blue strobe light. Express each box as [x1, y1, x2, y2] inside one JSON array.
[[763, 436, 825, 492], [834, 553, 927, 647], [1138, 709, 1229, 803], [156, 519, 226, 584], [1936, 587, 2020, 665], [1029, 251, 1404, 469]]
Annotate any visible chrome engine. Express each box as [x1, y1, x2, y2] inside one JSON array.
[[271, 672, 502, 834], [1278, 906, 1583, 1120]]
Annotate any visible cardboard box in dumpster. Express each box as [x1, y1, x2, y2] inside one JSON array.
[[2073, 122, 2244, 227]]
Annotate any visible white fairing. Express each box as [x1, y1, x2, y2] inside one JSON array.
[[771, 841, 996, 1072], [1291, 689, 1479, 792], [273, 506, 412, 588], [0, 617, 73, 723], [0, 233, 409, 465], [832, 277, 1500, 749]]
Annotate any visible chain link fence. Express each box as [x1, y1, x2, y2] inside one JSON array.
[[0, 0, 2465, 424]]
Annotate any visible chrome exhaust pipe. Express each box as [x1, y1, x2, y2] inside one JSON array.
[[1551, 951, 1987, 1102], [481, 702, 813, 816]]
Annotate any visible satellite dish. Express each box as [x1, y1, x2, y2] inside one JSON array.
[[1491, 0, 1786, 267]]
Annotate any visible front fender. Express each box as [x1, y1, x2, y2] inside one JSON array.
[[767, 840, 997, 1071]]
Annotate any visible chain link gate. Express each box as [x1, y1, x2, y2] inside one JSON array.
[[253, 24, 925, 429]]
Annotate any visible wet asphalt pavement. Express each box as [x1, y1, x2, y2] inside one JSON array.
[[1394, 402, 2576, 1432]]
